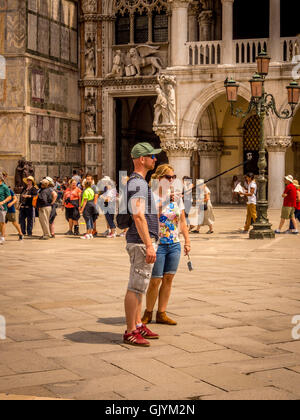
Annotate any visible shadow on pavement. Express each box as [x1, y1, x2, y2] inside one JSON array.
[[64, 331, 121, 344], [97, 317, 125, 326]]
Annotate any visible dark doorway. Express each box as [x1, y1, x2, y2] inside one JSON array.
[[115, 96, 168, 184], [233, 0, 270, 40]]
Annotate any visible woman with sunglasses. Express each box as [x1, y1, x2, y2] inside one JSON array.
[[142, 164, 191, 326]]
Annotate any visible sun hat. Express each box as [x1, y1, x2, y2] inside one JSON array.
[[23, 176, 36, 186], [131, 142, 162, 159], [45, 176, 55, 187], [284, 175, 294, 183], [41, 179, 50, 186], [293, 179, 300, 188]]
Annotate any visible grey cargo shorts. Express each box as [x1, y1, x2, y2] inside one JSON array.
[[126, 242, 158, 295]]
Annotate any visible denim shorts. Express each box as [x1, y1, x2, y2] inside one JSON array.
[[84, 216, 94, 230], [152, 242, 182, 279]]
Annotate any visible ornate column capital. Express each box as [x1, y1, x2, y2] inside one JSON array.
[[198, 10, 213, 24], [266, 136, 292, 152], [168, 0, 193, 9], [161, 137, 198, 157], [198, 140, 224, 156]]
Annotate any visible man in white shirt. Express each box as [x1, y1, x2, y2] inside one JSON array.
[[240, 173, 257, 233]]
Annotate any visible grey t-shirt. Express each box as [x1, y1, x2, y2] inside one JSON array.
[[126, 173, 159, 244]]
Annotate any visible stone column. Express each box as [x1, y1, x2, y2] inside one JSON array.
[[168, 0, 192, 66], [188, 3, 199, 42], [221, 0, 234, 65], [198, 141, 224, 203], [199, 10, 214, 41], [266, 136, 292, 209], [269, 0, 281, 62]]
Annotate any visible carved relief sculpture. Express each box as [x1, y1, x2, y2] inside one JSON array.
[[85, 37, 96, 78], [154, 75, 177, 126], [153, 86, 169, 125], [85, 92, 96, 136], [15, 158, 35, 193], [81, 0, 97, 14], [107, 50, 124, 78], [127, 45, 163, 76]]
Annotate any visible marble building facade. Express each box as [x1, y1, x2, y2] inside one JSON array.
[[0, 0, 80, 186], [0, 0, 299, 208]]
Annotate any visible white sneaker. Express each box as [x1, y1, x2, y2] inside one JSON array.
[[106, 233, 116, 238], [0, 237, 4, 245], [80, 234, 90, 240], [88, 234, 94, 239]]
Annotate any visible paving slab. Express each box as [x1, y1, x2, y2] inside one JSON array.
[[0, 208, 300, 400]]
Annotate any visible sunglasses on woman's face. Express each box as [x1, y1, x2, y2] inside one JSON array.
[[164, 175, 177, 180]]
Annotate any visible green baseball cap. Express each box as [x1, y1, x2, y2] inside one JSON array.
[[131, 142, 162, 159]]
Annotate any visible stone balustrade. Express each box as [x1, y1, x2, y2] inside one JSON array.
[[234, 39, 269, 65], [187, 41, 222, 65], [186, 37, 300, 66]]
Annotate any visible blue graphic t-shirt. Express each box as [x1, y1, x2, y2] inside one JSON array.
[[154, 194, 185, 245]]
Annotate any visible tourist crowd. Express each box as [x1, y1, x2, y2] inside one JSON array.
[[1, 143, 300, 348]]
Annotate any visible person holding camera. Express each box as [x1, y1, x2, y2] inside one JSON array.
[[142, 164, 191, 326]]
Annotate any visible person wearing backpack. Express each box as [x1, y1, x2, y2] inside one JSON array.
[[123, 142, 161, 347]]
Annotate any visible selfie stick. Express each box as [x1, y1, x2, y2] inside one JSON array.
[[204, 153, 253, 184]]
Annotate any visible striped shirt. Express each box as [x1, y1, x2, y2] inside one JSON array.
[[126, 173, 159, 244]]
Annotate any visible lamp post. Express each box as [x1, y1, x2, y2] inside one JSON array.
[[224, 52, 300, 239]]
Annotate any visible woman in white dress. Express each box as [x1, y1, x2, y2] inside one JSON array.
[[193, 184, 215, 234]]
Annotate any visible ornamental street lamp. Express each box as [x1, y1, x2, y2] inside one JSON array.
[[224, 52, 300, 239]]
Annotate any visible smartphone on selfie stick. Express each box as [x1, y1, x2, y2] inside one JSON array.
[[187, 254, 193, 272]]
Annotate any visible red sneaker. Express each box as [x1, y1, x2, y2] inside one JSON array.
[[137, 324, 159, 340], [123, 330, 150, 347]]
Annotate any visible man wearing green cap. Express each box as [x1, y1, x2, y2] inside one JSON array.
[[124, 142, 162, 347]]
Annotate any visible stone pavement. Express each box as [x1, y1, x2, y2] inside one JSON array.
[[0, 207, 300, 400]]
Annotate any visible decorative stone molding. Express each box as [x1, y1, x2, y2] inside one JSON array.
[[160, 137, 198, 157], [198, 140, 224, 155], [265, 136, 292, 152], [114, 0, 169, 15], [153, 124, 177, 141], [84, 77, 158, 87], [80, 15, 116, 23]]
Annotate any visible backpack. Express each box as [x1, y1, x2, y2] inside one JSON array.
[[116, 175, 140, 230]]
